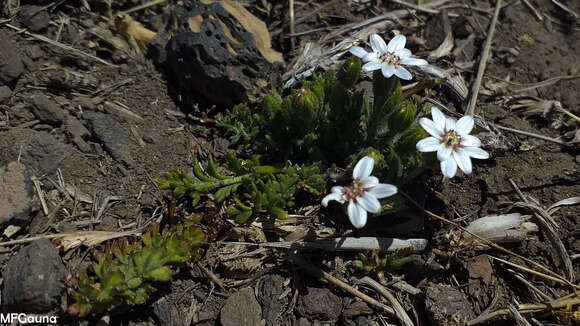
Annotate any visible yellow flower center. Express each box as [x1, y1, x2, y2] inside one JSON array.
[[342, 179, 367, 203], [379, 51, 401, 67], [441, 129, 462, 151]]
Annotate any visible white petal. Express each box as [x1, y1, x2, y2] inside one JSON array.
[[369, 33, 387, 53], [463, 146, 489, 159], [394, 66, 412, 80], [348, 201, 367, 229], [401, 57, 428, 66], [331, 185, 344, 193], [387, 34, 406, 52], [358, 193, 381, 213], [456, 115, 474, 135], [445, 117, 457, 131], [350, 46, 369, 59], [419, 118, 444, 138], [461, 135, 481, 147], [437, 145, 452, 161], [353, 156, 374, 180], [381, 64, 396, 78], [322, 192, 344, 207], [368, 183, 397, 199], [360, 176, 379, 188], [395, 48, 411, 58], [431, 107, 446, 131], [363, 52, 379, 62], [362, 60, 382, 72], [453, 149, 472, 174], [416, 137, 440, 152], [440, 158, 457, 178]]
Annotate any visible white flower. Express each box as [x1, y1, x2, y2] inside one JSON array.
[[321, 156, 397, 229], [349, 33, 428, 80], [416, 107, 489, 178]]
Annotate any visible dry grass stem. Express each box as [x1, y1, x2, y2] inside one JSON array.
[[31, 176, 49, 216], [5, 24, 113, 66], [492, 123, 569, 145], [552, 0, 580, 20], [465, 0, 502, 116], [509, 179, 575, 282], [521, 0, 543, 21], [398, 190, 577, 290], [512, 74, 580, 93], [119, 0, 167, 15]]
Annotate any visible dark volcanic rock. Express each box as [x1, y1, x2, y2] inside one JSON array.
[[220, 287, 263, 326], [164, 0, 283, 108], [296, 287, 342, 321], [0, 31, 25, 86], [19, 6, 51, 32], [0, 162, 34, 225], [2, 239, 67, 312], [31, 95, 67, 126], [83, 110, 133, 167]]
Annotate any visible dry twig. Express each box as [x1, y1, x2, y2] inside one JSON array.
[[291, 254, 396, 316], [355, 276, 415, 326]]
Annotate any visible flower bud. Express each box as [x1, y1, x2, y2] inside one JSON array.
[[337, 56, 362, 89], [360, 148, 383, 166], [388, 101, 416, 135], [294, 87, 318, 112]]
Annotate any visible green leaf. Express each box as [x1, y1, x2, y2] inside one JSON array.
[[144, 266, 172, 282]]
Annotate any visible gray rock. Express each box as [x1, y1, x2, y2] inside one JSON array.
[[19, 6, 51, 32], [65, 115, 91, 152], [2, 238, 67, 312], [220, 287, 263, 326], [354, 316, 369, 326], [82, 110, 133, 167], [152, 299, 182, 326], [294, 318, 311, 326], [31, 95, 67, 126], [0, 85, 11, 104], [0, 162, 34, 225], [0, 31, 24, 86], [0, 129, 68, 174], [259, 274, 287, 326], [296, 287, 342, 321], [425, 282, 476, 326], [27, 132, 68, 174]]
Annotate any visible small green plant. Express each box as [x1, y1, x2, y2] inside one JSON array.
[[68, 221, 205, 317], [217, 57, 437, 185], [155, 153, 325, 223], [353, 248, 413, 284]]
